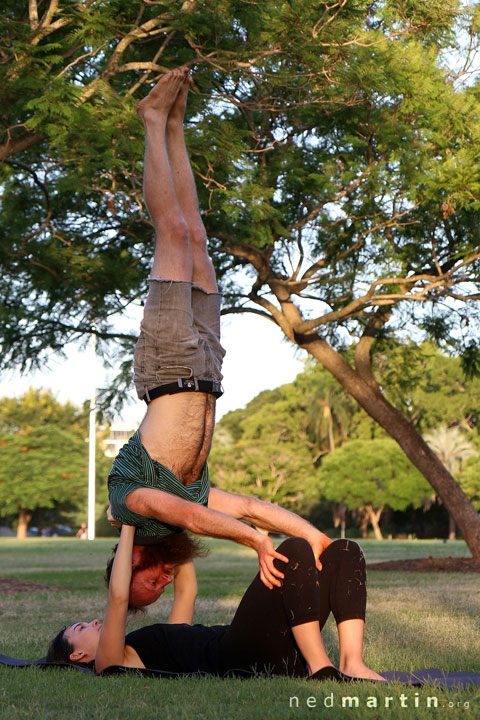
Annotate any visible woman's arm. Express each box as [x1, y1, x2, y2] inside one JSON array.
[[95, 524, 135, 673], [167, 561, 197, 625]]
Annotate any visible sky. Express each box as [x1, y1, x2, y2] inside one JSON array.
[[0, 310, 308, 427]]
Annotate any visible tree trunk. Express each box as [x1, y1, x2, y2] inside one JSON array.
[[324, 403, 335, 453], [366, 503, 384, 540], [17, 508, 32, 539], [357, 507, 369, 538], [296, 335, 480, 559], [333, 502, 347, 538], [448, 513, 456, 541]]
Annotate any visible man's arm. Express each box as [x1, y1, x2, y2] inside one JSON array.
[[125, 487, 288, 589], [167, 561, 197, 625], [208, 488, 331, 570]]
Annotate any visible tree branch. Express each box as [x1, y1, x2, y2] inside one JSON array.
[[29, 0, 39, 30], [0, 131, 42, 162], [354, 307, 391, 394], [80, 17, 172, 101], [220, 306, 276, 324]]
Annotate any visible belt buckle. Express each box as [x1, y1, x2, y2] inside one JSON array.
[[178, 378, 197, 391]]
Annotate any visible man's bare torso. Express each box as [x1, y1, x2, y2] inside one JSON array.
[[138, 392, 216, 484]]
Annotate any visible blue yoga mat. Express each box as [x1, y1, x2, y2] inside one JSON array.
[[1, 654, 479, 687]]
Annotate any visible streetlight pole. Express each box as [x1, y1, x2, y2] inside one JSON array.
[[87, 330, 96, 540]]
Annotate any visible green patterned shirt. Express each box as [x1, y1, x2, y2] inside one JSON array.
[[108, 430, 210, 538]]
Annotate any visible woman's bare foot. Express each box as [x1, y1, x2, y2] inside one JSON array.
[[136, 68, 187, 123], [168, 71, 192, 127], [339, 660, 386, 682]]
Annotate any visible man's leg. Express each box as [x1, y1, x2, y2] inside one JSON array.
[[166, 72, 217, 293], [134, 68, 221, 481], [136, 68, 193, 281], [165, 71, 223, 467]]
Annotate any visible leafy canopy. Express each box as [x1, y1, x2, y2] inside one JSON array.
[[1, 0, 480, 405]]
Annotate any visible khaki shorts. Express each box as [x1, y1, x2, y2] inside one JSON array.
[[133, 279, 226, 400]]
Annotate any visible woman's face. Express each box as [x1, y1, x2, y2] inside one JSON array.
[[64, 619, 102, 663]]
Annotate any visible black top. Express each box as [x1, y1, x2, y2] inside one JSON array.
[[125, 623, 228, 675]]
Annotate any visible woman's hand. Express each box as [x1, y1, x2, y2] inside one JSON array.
[[254, 535, 289, 589], [106, 505, 122, 531]]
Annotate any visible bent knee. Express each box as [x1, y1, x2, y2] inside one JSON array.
[[329, 538, 364, 561], [277, 537, 313, 562]]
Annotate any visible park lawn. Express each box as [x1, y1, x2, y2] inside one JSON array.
[[0, 537, 478, 720]]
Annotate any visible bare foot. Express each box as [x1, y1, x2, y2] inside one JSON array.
[[340, 661, 387, 682], [168, 71, 192, 127], [136, 68, 187, 123]]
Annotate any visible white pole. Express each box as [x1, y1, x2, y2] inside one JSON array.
[[87, 331, 96, 540]]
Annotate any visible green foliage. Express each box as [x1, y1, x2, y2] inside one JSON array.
[[0, 423, 87, 517], [1, 0, 480, 390], [0, 388, 87, 439], [316, 438, 432, 511], [458, 454, 480, 509], [0, 389, 111, 527], [3, 0, 480, 548], [212, 344, 480, 518], [360, 342, 480, 434], [211, 383, 317, 510]]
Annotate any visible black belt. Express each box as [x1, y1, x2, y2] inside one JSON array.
[[142, 378, 224, 404]]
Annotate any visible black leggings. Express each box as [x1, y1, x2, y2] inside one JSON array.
[[218, 538, 367, 677]]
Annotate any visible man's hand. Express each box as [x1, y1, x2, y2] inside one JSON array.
[[106, 505, 122, 531], [254, 535, 289, 589], [209, 488, 332, 569], [308, 531, 332, 571]]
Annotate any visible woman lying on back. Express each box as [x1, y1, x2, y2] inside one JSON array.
[[46, 524, 384, 681]]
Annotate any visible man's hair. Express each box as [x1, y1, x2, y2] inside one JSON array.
[[104, 531, 208, 611], [45, 627, 94, 669]]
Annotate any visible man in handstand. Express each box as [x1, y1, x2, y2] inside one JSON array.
[[108, 67, 330, 606]]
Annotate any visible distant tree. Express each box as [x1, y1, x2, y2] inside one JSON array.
[[296, 364, 356, 458], [458, 455, 480, 511], [211, 383, 320, 514], [423, 425, 479, 539], [374, 343, 480, 434], [211, 441, 317, 514], [0, 424, 87, 537], [0, 389, 111, 536], [316, 439, 431, 539], [0, 388, 87, 438]]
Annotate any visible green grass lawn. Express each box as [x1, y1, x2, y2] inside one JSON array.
[[0, 537, 478, 719]]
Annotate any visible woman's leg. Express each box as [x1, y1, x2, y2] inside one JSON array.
[[338, 620, 384, 680], [318, 539, 384, 681], [219, 537, 324, 676], [220, 537, 380, 679]]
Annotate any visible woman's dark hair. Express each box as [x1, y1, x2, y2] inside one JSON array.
[[45, 627, 94, 669], [104, 530, 208, 611]]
